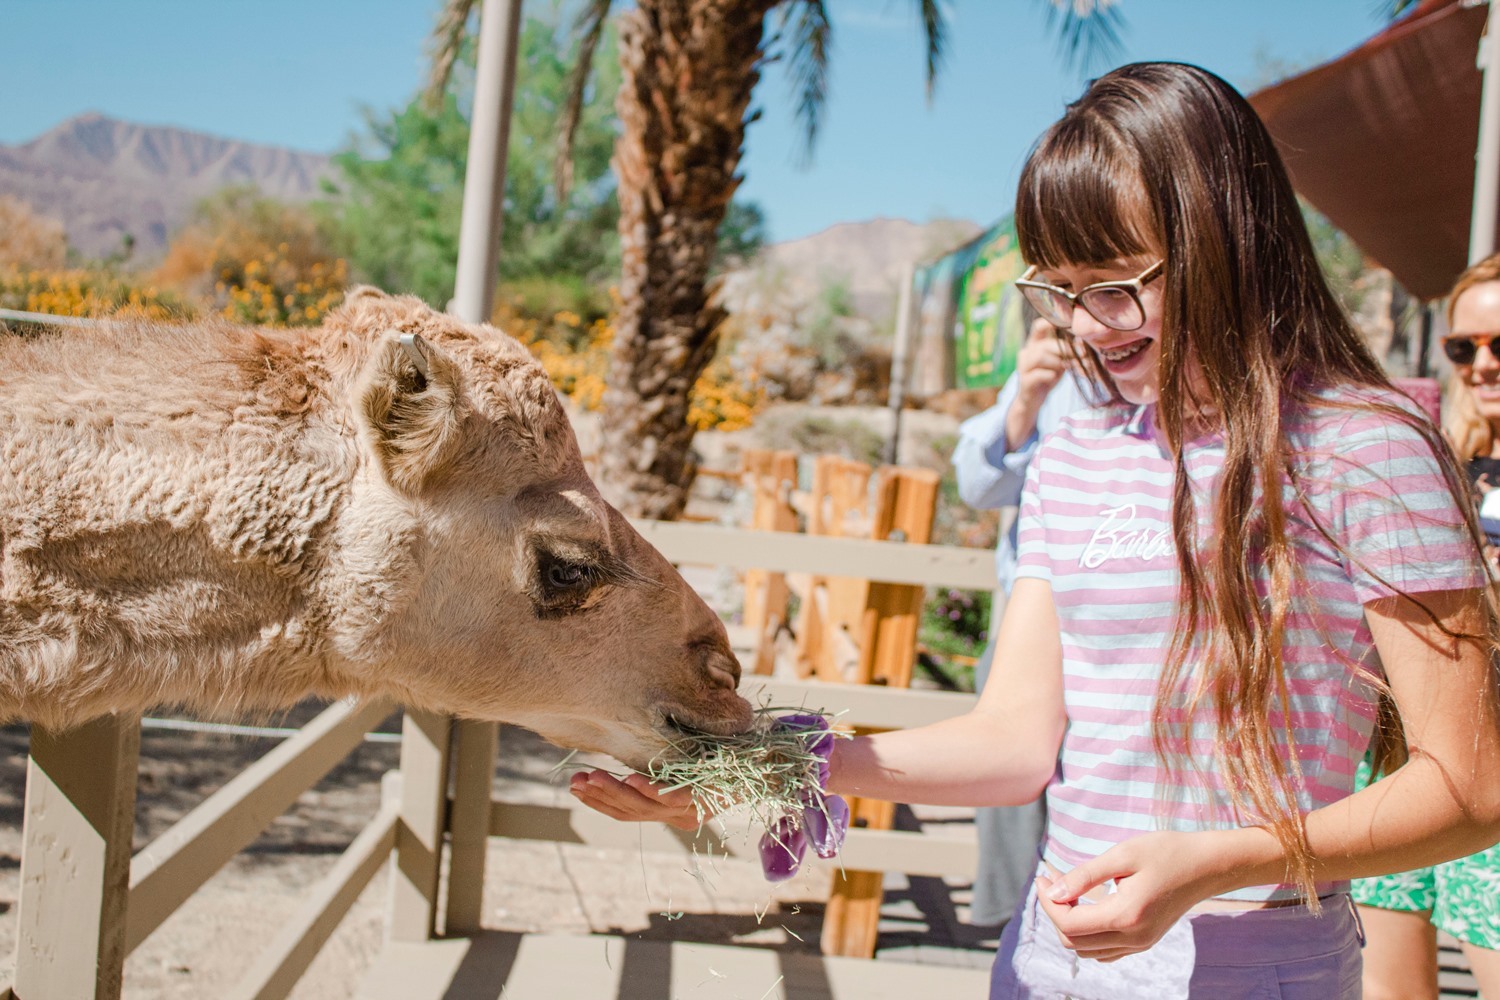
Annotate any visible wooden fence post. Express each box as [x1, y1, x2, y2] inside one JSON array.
[[792, 456, 832, 678], [13, 715, 140, 1000], [859, 467, 941, 688], [443, 720, 497, 936], [806, 458, 874, 683], [387, 709, 452, 942], [740, 449, 799, 674]]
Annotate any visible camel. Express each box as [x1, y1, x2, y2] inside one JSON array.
[[0, 287, 751, 767]]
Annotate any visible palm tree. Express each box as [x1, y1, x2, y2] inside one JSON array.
[[429, 0, 1124, 519]]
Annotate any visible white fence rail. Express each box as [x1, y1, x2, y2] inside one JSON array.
[[633, 520, 998, 591], [126, 699, 393, 953]]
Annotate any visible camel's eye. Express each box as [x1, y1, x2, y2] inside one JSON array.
[[534, 552, 600, 615], [545, 560, 590, 591]]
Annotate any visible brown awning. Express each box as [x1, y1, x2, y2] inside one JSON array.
[[1248, 0, 1491, 301]]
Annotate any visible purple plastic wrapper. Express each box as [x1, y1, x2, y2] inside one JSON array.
[[757, 714, 849, 880], [773, 713, 834, 785], [802, 793, 849, 859], [759, 814, 808, 882]]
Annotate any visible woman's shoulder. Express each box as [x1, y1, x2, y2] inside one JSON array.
[[1289, 383, 1435, 448], [1287, 383, 1452, 495], [1029, 403, 1151, 484]]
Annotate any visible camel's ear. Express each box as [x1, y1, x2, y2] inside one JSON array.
[[356, 331, 469, 493]]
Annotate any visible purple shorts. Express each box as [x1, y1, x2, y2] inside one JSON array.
[[989, 880, 1363, 999]]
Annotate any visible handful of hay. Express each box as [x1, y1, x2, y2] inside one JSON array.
[[646, 710, 851, 881]]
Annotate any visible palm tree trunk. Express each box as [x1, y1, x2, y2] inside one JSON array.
[[599, 0, 777, 519]]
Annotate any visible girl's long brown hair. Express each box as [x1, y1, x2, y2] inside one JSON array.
[[1015, 62, 1498, 903]]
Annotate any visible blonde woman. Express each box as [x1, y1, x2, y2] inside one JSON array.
[[1352, 255, 1500, 1000], [1446, 262, 1500, 566]]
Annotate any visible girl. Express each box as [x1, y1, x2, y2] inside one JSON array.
[[571, 62, 1500, 999], [1352, 255, 1500, 1000]]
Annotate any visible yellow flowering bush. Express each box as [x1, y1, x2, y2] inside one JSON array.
[[498, 300, 765, 430], [0, 267, 193, 322], [689, 354, 765, 431], [216, 251, 348, 327], [155, 188, 346, 327], [502, 305, 610, 412]]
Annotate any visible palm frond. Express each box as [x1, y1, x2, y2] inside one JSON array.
[[556, 0, 614, 202], [916, 0, 948, 100], [423, 0, 480, 110], [785, 0, 832, 163], [1374, 0, 1420, 20], [1040, 0, 1126, 76]]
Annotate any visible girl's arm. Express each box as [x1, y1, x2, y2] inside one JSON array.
[[1039, 587, 1500, 961], [828, 577, 1065, 805], [568, 578, 1067, 825]]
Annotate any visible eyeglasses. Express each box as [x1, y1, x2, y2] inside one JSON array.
[[1442, 332, 1500, 366], [1016, 260, 1165, 332]]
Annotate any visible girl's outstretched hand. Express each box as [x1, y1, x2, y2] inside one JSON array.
[[568, 770, 701, 831], [1035, 830, 1243, 961]]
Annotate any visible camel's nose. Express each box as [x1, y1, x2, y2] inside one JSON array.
[[701, 643, 741, 691]]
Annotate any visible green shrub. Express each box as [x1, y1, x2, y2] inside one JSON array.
[[919, 587, 991, 690]]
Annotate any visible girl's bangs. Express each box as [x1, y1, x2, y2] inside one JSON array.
[[1016, 126, 1159, 269]]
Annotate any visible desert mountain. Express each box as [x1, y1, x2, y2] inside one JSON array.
[[2, 113, 982, 324], [0, 113, 332, 260], [721, 216, 983, 326]]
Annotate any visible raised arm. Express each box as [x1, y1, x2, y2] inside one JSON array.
[[953, 320, 1073, 510]]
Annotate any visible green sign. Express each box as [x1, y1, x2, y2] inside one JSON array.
[[951, 221, 1028, 390]]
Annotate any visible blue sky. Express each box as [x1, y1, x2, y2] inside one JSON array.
[[3, 0, 1398, 243]]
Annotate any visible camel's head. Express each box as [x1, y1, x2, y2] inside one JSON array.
[[328, 290, 752, 768]]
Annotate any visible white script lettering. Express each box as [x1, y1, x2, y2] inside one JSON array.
[[1079, 503, 1175, 569]]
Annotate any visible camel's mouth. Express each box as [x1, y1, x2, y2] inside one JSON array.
[[658, 699, 754, 742]]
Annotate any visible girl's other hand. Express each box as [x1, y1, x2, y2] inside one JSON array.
[[1034, 830, 1242, 961], [1014, 317, 1070, 404], [568, 770, 701, 831]]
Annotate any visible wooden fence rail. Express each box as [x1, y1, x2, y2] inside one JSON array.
[[229, 783, 401, 1000], [630, 520, 996, 590], [126, 699, 393, 953]]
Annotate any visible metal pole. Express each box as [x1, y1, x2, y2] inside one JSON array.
[[884, 263, 918, 466], [1471, 3, 1500, 263], [437, 0, 519, 946], [451, 0, 524, 323], [1416, 302, 1435, 378]]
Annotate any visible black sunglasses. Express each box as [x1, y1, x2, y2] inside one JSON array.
[[1442, 333, 1500, 366]]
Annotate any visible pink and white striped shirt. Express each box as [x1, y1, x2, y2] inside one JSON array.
[[1014, 386, 1485, 901]]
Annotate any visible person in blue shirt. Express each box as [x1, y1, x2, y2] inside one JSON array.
[[950, 317, 1091, 924]]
